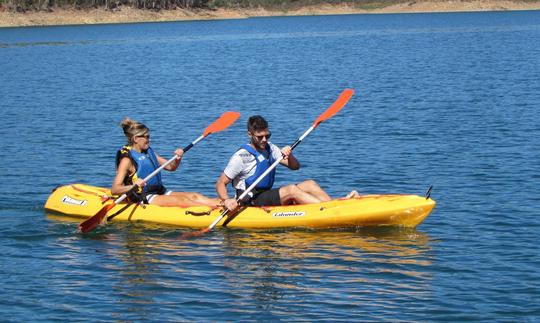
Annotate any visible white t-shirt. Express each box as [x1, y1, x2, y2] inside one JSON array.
[[223, 142, 282, 191]]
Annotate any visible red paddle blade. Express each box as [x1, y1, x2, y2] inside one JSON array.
[[313, 89, 354, 128], [77, 203, 116, 233], [203, 111, 241, 137]]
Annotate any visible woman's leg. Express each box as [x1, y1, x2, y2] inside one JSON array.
[[150, 192, 221, 207], [174, 192, 221, 207]]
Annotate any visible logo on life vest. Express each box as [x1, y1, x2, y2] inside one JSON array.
[[272, 211, 305, 217], [61, 195, 87, 206]]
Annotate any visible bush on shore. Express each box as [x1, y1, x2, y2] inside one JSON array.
[[0, 0, 398, 12], [0, 0, 210, 12]]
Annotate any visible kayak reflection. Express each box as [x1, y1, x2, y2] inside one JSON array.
[[46, 215, 435, 320], [220, 229, 433, 272], [217, 229, 435, 316]]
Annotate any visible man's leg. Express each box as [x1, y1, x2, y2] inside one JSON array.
[[296, 180, 331, 202], [279, 183, 323, 205]]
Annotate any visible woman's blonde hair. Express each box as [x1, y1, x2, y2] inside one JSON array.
[[120, 117, 149, 144]]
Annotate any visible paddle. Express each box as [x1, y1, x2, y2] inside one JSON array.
[[179, 89, 355, 239], [77, 111, 241, 233]]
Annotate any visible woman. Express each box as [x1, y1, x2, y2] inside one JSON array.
[[112, 117, 221, 208]]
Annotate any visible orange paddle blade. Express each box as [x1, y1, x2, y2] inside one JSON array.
[[313, 89, 354, 128], [77, 203, 116, 233], [203, 111, 241, 137]]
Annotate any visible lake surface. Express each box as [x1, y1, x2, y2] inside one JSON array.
[[1, 10, 539, 321]]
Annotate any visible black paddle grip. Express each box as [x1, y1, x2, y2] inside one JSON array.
[[183, 142, 194, 153], [290, 139, 302, 151]]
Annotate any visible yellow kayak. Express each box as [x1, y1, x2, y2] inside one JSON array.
[[44, 184, 436, 229]]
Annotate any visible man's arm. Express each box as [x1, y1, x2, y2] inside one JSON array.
[[278, 145, 300, 170]]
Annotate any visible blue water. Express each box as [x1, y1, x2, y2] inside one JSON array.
[[1, 10, 540, 321]]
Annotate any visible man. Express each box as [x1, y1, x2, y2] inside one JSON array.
[[216, 115, 358, 211]]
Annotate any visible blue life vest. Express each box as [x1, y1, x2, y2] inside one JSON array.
[[241, 143, 276, 191], [115, 145, 166, 194]]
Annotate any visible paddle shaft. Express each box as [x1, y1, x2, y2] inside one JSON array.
[[78, 111, 241, 233], [178, 91, 353, 238], [205, 126, 315, 231]]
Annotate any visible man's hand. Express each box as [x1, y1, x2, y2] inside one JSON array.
[[223, 198, 238, 212], [281, 145, 292, 160]]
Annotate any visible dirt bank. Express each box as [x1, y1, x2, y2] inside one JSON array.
[[1, 1, 539, 28]]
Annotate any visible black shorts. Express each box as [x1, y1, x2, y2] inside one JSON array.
[[251, 188, 281, 206]]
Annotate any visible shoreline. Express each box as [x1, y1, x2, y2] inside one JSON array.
[[1, 1, 540, 28]]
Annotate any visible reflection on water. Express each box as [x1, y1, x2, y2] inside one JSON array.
[[218, 230, 434, 311], [221, 229, 432, 259], [2, 24, 540, 49], [0, 41, 69, 48], [6, 10, 539, 320], [46, 218, 435, 320]]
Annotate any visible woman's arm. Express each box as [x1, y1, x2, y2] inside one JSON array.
[[111, 157, 141, 195], [156, 148, 184, 171]]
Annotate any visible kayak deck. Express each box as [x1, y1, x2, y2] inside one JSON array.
[[44, 184, 436, 229]]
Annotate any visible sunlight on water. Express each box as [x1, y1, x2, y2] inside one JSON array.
[[1, 10, 539, 322]]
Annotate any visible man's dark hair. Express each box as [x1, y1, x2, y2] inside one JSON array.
[[247, 115, 268, 133]]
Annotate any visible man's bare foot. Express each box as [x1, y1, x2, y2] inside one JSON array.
[[345, 190, 360, 199]]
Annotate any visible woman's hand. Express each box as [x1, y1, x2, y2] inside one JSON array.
[[164, 148, 184, 171], [134, 179, 146, 188], [175, 148, 184, 160]]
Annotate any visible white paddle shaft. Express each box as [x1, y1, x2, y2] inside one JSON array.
[[113, 134, 205, 205], [207, 126, 315, 230]]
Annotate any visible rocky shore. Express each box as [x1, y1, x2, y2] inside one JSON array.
[[1, 1, 539, 28]]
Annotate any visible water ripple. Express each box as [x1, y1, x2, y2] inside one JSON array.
[[1, 10, 540, 322]]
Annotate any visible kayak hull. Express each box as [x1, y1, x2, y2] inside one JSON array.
[[44, 184, 436, 229]]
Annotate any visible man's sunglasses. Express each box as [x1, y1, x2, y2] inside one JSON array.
[[251, 132, 271, 140]]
